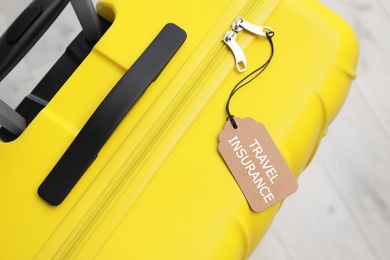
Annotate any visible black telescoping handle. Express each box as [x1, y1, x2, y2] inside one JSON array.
[[0, 0, 70, 82]]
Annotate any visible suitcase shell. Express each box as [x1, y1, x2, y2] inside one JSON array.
[[0, 0, 358, 258]]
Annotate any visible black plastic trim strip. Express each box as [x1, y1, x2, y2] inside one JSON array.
[[38, 23, 187, 206]]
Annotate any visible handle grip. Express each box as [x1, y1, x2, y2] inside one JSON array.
[[38, 23, 187, 206]]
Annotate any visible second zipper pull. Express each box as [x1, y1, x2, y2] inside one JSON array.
[[232, 17, 273, 36]]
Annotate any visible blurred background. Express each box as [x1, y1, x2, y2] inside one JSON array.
[[0, 0, 389, 259]]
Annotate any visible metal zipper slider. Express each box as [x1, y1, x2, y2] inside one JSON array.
[[223, 31, 247, 72], [232, 17, 273, 36]]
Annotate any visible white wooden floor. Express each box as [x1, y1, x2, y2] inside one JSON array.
[[0, 1, 389, 259]]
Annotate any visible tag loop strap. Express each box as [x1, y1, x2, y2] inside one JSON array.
[[225, 32, 275, 128]]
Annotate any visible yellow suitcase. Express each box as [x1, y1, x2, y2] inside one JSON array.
[[0, 0, 358, 258]]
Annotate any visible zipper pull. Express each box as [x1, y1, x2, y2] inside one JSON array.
[[232, 17, 273, 36], [223, 31, 247, 72]]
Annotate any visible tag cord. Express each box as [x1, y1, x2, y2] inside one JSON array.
[[226, 31, 275, 129]]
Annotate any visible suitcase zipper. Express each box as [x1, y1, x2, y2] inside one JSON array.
[[223, 17, 273, 72], [55, 1, 275, 257]]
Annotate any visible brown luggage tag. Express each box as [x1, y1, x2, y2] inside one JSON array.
[[218, 117, 298, 212], [219, 19, 298, 212]]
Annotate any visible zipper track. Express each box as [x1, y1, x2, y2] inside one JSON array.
[[57, 1, 264, 258]]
